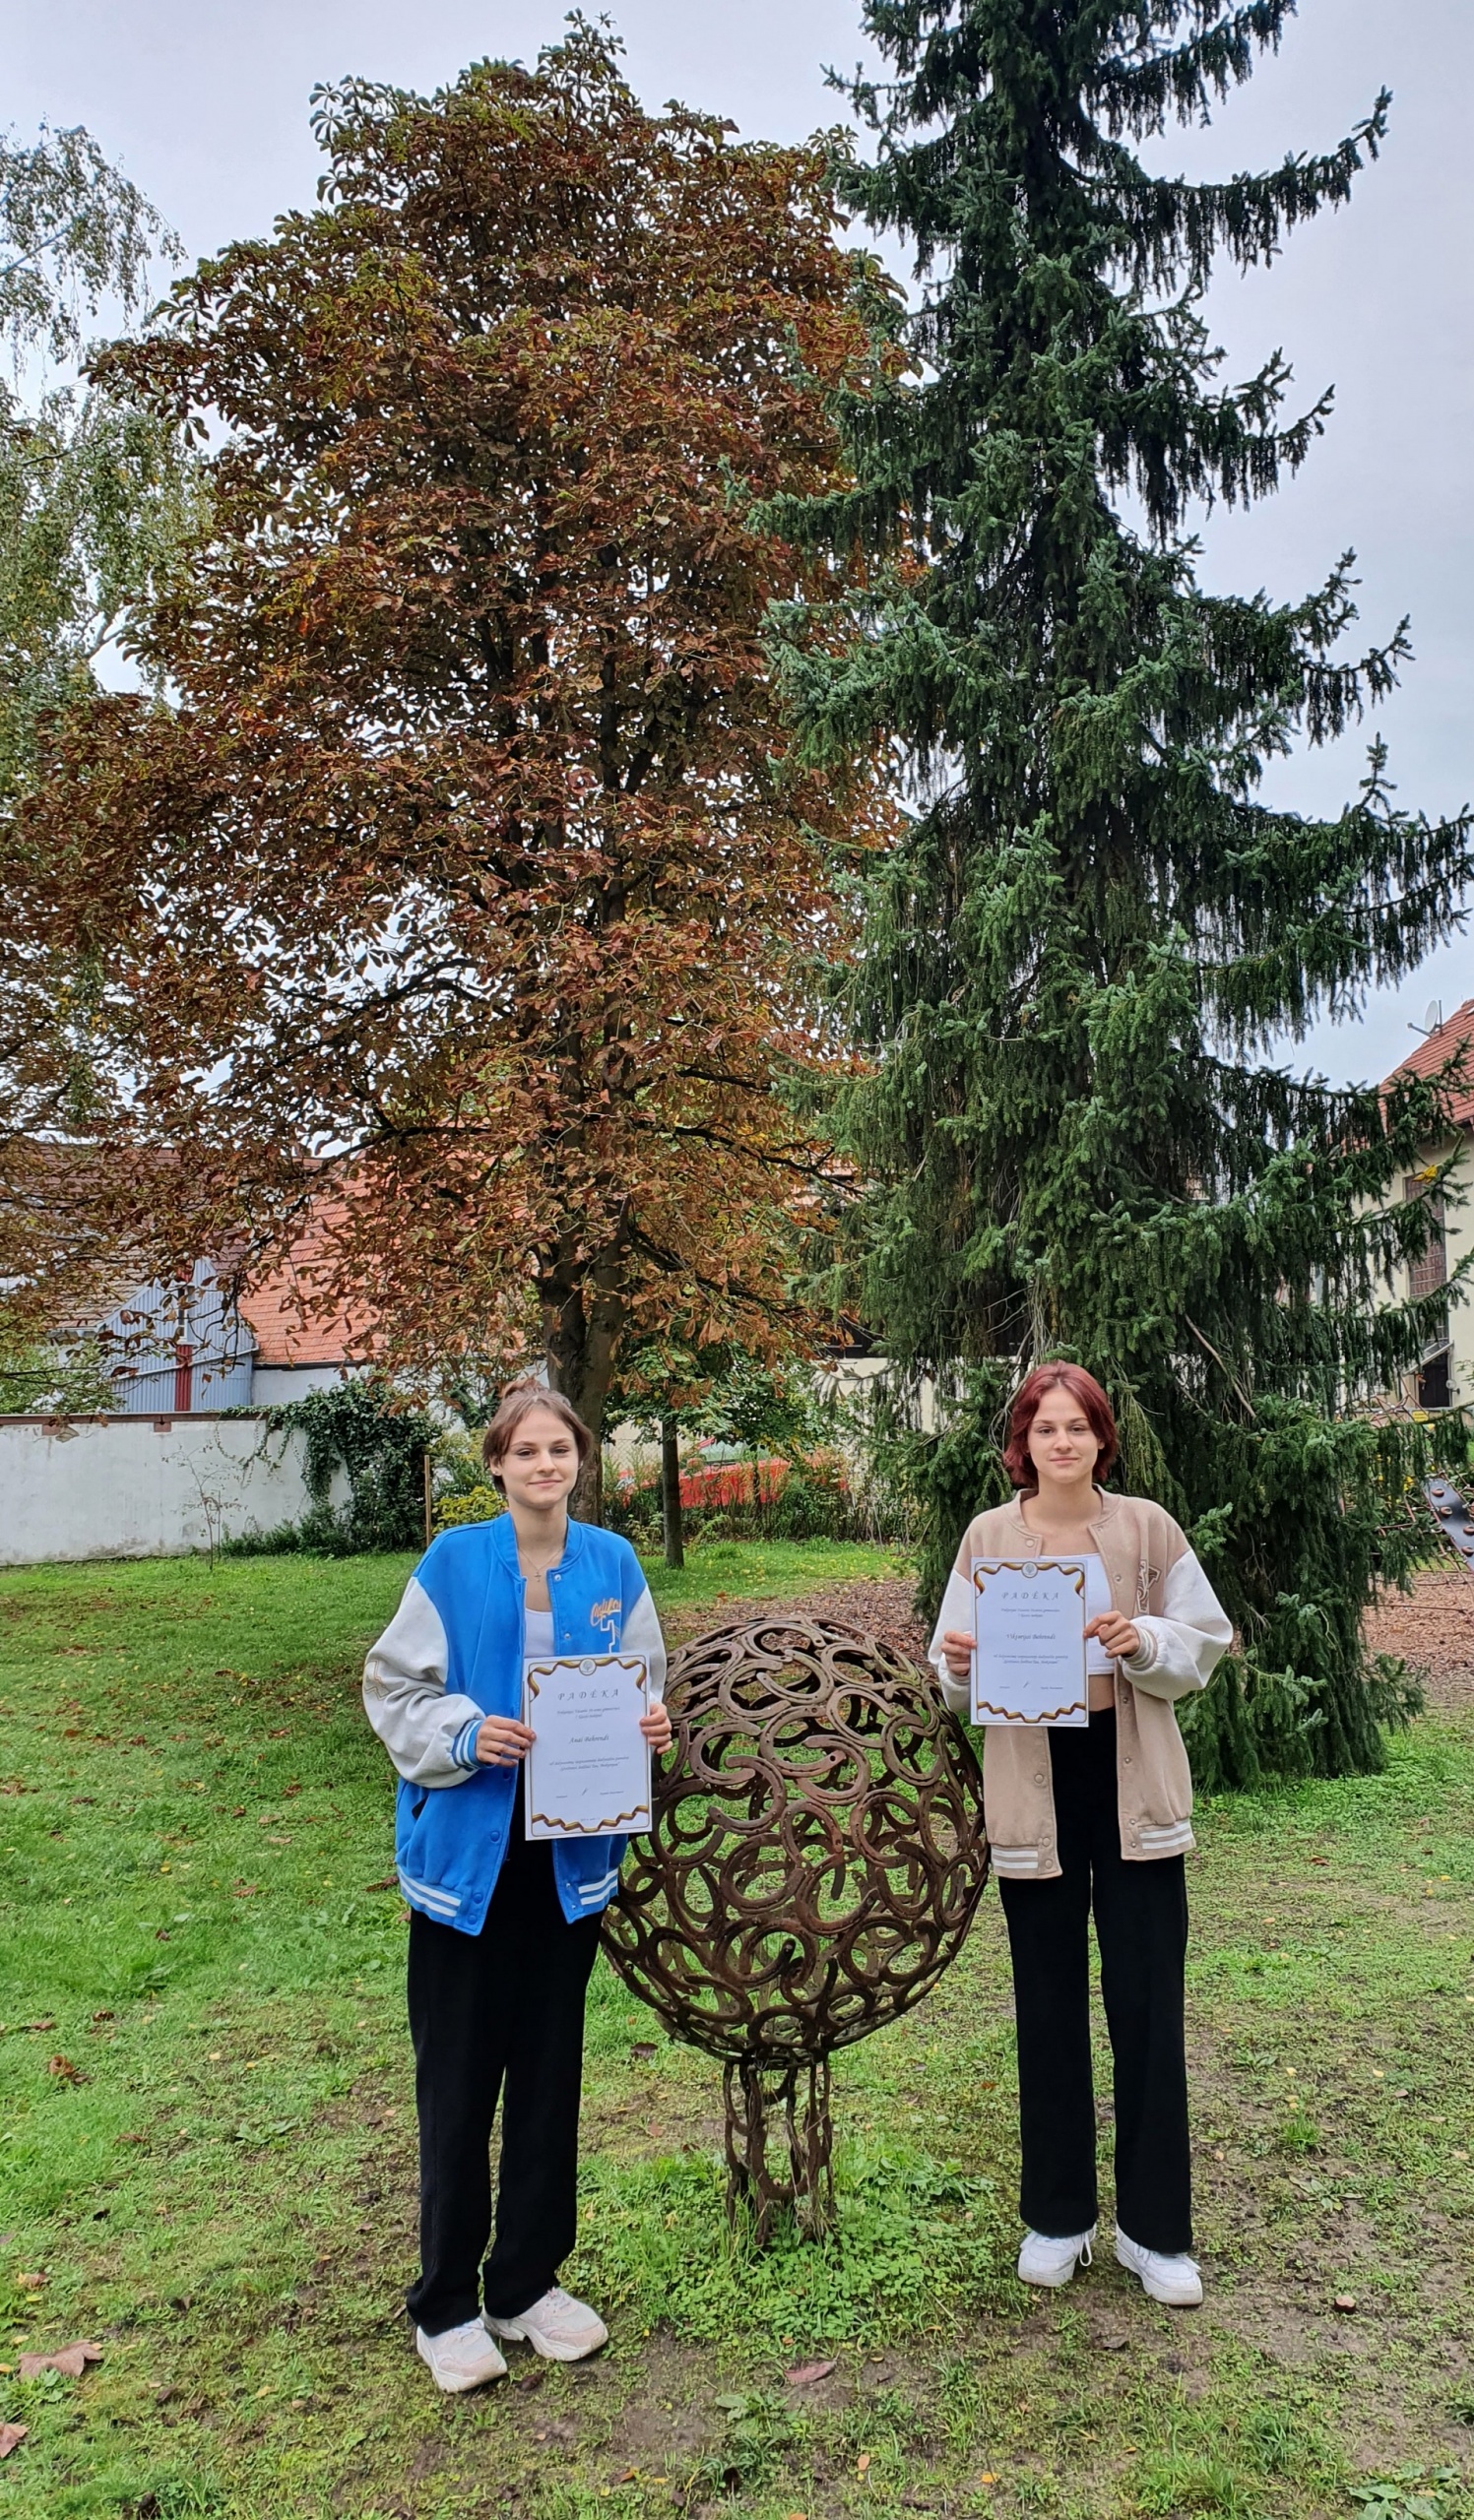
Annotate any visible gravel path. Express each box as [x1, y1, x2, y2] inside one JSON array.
[[670, 1564, 1474, 1710]]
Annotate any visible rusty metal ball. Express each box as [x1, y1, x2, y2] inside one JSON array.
[[603, 1613, 990, 2064]]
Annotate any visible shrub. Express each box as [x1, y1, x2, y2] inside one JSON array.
[[433, 1482, 504, 1533], [224, 1379, 437, 1554]]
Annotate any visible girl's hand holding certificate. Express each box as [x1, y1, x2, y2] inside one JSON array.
[[475, 1701, 673, 1765], [939, 1609, 1141, 1682]]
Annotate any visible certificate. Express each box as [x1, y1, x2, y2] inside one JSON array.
[[970, 1558, 1088, 1727], [522, 1653, 653, 1839]]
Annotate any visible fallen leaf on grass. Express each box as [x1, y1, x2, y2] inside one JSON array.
[[1334, 2293, 1359, 2312], [17, 2340, 102, 2379], [0, 2425, 27, 2460], [47, 2054, 88, 2083], [232, 1883, 260, 1899], [14, 2272, 45, 2293], [857, 2452, 871, 2476], [784, 2359, 836, 2387], [115, 2130, 148, 2145]]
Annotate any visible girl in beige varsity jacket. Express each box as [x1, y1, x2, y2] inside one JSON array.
[[929, 1362, 1231, 2309]]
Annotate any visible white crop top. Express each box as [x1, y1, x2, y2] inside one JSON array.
[[524, 1606, 555, 1660], [1081, 1553, 1115, 1672]]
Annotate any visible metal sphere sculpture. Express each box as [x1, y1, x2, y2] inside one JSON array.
[[603, 1613, 989, 2242]]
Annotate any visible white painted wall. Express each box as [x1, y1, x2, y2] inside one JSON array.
[[0, 1415, 349, 1566], [249, 1364, 350, 1407]]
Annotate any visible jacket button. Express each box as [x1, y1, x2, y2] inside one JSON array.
[[1122, 1752, 1133, 1767], [1033, 1770, 1046, 1786]]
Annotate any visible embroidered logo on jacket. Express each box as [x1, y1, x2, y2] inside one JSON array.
[[590, 1595, 621, 1646]]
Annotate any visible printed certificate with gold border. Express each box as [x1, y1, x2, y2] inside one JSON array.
[[970, 1558, 1089, 1727], [522, 1653, 653, 1839]]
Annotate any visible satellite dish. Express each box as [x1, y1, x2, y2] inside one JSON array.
[[1425, 999, 1444, 1033]]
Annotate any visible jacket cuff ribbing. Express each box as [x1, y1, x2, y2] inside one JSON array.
[[450, 1716, 482, 1772]]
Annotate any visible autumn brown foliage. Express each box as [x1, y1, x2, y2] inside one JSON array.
[[5, 26, 890, 1462]]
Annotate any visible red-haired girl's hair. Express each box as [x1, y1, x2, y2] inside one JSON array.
[[1001, 1362, 1119, 1490]]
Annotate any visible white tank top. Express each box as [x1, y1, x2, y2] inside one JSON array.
[[524, 1606, 555, 1660]]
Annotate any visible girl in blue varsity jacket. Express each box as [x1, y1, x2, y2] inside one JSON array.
[[362, 1384, 670, 2394]]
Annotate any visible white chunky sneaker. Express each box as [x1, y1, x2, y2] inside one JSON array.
[[416, 2318, 508, 2392], [1115, 2229, 1203, 2306], [485, 2285, 609, 2362], [1017, 2224, 1096, 2288]]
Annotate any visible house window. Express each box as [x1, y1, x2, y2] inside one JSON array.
[[1404, 1176, 1446, 1298]]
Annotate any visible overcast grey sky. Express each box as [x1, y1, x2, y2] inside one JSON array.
[[10, 0, 1472, 1086]]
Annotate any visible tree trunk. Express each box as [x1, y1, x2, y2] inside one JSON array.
[[543, 1244, 625, 1526], [661, 1416, 684, 1568]]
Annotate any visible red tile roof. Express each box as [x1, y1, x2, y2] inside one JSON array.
[[1382, 997, 1474, 1128], [238, 1202, 378, 1367]]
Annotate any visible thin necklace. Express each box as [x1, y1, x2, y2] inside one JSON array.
[[516, 1524, 565, 1580]]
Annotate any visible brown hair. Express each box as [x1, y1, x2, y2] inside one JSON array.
[[481, 1382, 594, 1491], [1001, 1362, 1119, 1490]]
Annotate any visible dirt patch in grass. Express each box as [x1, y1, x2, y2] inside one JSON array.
[[1367, 1565, 1474, 1709], [664, 1574, 929, 1663]]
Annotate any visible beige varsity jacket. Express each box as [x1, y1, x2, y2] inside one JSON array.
[[927, 1490, 1232, 1880]]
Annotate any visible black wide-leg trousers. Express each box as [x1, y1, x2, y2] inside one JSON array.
[[406, 1821, 601, 2337], [997, 1711, 1193, 2253]]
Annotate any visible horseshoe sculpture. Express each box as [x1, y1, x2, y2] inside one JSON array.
[[603, 1613, 990, 2242]]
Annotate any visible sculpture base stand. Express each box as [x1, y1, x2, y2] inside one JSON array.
[[723, 2055, 834, 2246]]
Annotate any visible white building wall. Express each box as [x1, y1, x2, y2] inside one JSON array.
[[0, 1416, 350, 1566], [248, 1364, 351, 1408]]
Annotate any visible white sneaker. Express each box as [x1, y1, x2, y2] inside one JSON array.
[[416, 2318, 508, 2392], [1115, 2229, 1203, 2306], [1017, 2224, 1096, 2288], [485, 2285, 609, 2362]]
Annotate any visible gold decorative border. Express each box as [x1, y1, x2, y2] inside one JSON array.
[[972, 1703, 1088, 1724], [969, 1556, 1087, 1725], [523, 1653, 652, 1837], [971, 1558, 1086, 1598]]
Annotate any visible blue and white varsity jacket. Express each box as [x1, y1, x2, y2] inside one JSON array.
[[362, 1514, 667, 1935]]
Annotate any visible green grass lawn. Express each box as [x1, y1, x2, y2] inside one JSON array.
[[0, 1545, 1471, 2520]]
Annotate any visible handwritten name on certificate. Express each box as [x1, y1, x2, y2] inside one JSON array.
[[970, 1558, 1089, 1728], [522, 1653, 654, 1840]]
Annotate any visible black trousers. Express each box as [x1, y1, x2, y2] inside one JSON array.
[[405, 1814, 602, 2336], [998, 1711, 1192, 2253]]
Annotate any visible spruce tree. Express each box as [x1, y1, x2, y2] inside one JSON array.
[[771, 0, 1473, 1785]]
